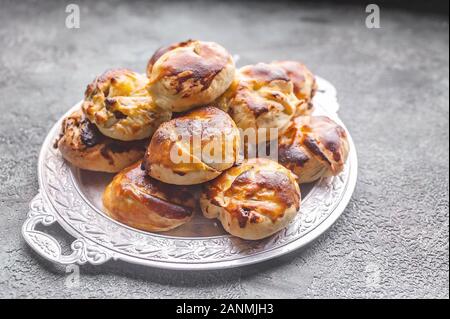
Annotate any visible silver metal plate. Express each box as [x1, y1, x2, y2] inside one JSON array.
[[22, 77, 358, 270]]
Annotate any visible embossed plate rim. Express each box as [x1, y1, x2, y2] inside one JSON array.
[[23, 76, 358, 270]]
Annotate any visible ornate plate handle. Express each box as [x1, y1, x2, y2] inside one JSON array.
[[22, 193, 112, 265]]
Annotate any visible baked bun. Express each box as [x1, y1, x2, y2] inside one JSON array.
[[271, 61, 317, 115], [56, 110, 147, 173], [82, 68, 171, 141], [146, 40, 235, 112], [200, 158, 300, 240], [278, 116, 349, 184], [217, 63, 302, 142], [144, 106, 240, 185], [103, 161, 195, 232]]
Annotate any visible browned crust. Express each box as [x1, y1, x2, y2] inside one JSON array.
[[240, 63, 290, 85], [302, 135, 332, 166], [278, 143, 310, 168], [144, 106, 238, 174], [113, 162, 195, 220], [146, 40, 195, 76], [84, 68, 134, 100], [56, 110, 147, 170], [278, 116, 348, 173], [272, 61, 318, 114], [227, 169, 299, 228], [225, 63, 297, 119], [234, 91, 269, 118], [271, 61, 317, 101], [204, 158, 300, 228], [146, 40, 232, 96]]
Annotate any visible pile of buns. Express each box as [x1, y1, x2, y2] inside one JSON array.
[[56, 40, 349, 240]]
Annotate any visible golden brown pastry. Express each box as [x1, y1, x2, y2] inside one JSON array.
[[278, 116, 349, 184], [216, 63, 302, 143], [103, 161, 196, 232], [56, 110, 147, 173], [146, 40, 235, 112], [144, 106, 240, 185], [271, 61, 317, 115], [200, 158, 301, 240], [82, 68, 171, 141]]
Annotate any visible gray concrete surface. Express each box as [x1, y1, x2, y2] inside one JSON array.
[[0, 0, 448, 299]]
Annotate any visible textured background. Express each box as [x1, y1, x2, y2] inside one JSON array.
[[0, 0, 448, 298]]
